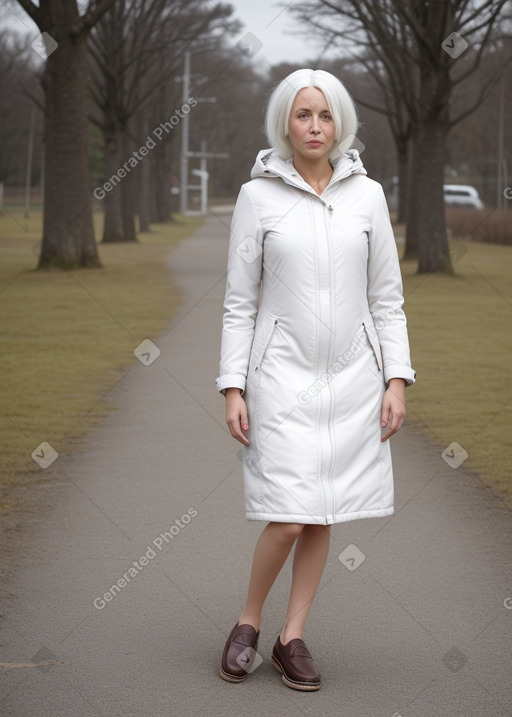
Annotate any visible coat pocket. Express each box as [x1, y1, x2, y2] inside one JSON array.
[[362, 316, 383, 373], [251, 314, 279, 373]]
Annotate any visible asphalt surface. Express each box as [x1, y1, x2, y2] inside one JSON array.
[[1, 211, 511, 717]]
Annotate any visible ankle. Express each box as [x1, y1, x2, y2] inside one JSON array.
[[238, 614, 260, 632], [280, 629, 303, 645]]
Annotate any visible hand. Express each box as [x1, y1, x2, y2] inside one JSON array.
[[380, 378, 406, 442], [225, 388, 250, 446]]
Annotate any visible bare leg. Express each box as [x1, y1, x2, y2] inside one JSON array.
[[238, 522, 304, 631], [280, 524, 331, 644]]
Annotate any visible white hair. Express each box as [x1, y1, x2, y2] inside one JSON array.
[[264, 69, 359, 159]]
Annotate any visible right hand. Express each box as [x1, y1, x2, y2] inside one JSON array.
[[225, 387, 250, 445]]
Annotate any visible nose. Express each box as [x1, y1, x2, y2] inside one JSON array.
[[309, 115, 321, 134]]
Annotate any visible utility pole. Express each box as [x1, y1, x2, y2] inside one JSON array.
[[179, 51, 191, 216], [178, 51, 229, 215]]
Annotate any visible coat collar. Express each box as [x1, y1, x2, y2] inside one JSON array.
[[250, 148, 367, 193]]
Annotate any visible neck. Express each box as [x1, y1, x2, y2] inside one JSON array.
[[293, 155, 333, 195]]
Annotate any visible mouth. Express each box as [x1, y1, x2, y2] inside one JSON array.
[[306, 140, 322, 146]]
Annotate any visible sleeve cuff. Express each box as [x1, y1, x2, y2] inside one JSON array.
[[384, 365, 417, 387], [215, 373, 247, 395]]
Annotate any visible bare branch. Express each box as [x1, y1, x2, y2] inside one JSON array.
[[14, 0, 41, 27], [78, 0, 120, 36]]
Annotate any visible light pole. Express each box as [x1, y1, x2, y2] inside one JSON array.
[[178, 51, 229, 215]]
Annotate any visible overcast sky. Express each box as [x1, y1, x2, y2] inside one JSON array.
[[229, 0, 326, 67]]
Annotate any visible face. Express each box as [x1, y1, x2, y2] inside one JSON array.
[[287, 86, 336, 162]]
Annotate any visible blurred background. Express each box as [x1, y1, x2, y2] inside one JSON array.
[[1, 0, 511, 262]]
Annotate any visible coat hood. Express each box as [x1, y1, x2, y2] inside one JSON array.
[[250, 148, 367, 188]]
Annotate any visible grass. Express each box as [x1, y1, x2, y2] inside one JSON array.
[[0, 210, 203, 505], [400, 240, 512, 506], [1, 209, 511, 510]]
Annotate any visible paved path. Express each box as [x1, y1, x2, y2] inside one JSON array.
[[1, 212, 511, 717]]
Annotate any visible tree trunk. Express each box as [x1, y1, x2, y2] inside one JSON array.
[[402, 144, 418, 259], [137, 114, 151, 232], [39, 30, 100, 268], [396, 137, 409, 227], [147, 152, 159, 224], [152, 148, 172, 222], [101, 132, 124, 242], [120, 133, 137, 241], [407, 121, 453, 274], [138, 157, 151, 232]]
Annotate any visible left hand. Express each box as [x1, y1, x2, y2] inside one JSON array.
[[380, 378, 406, 442]]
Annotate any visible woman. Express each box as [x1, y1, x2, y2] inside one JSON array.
[[215, 69, 416, 691]]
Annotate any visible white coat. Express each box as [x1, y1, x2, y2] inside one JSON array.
[[216, 149, 416, 525]]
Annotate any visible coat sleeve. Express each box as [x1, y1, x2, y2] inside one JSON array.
[[367, 184, 416, 386], [215, 184, 264, 394]]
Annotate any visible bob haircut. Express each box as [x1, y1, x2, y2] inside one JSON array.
[[264, 69, 359, 160]]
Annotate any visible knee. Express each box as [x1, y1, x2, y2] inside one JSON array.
[[270, 522, 304, 545], [303, 524, 331, 536]]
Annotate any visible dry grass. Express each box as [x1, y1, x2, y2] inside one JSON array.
[[0, 210, 203, 503], [401, 239, 512, 506], [445, 206, 512, 245]]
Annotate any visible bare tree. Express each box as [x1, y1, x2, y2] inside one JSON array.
[[88, 0, 239, 241], [291, 0, 512, 273], [14, 0, 120, 268], [0, 31, 42, 190]]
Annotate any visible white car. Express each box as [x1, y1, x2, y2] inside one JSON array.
[[444, 184, 484, 210]]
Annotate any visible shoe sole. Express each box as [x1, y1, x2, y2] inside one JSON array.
[[219, 665, 249, 683], [271, 654, 321, 691]]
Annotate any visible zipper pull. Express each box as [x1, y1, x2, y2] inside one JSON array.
[[328, 205, 333, 214]]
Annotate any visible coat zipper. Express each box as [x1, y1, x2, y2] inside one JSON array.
[[324, 200, 337, 523]]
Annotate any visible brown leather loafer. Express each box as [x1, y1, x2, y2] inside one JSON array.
[[219, 622, 260, 683], [271, 635, 321, 691]]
